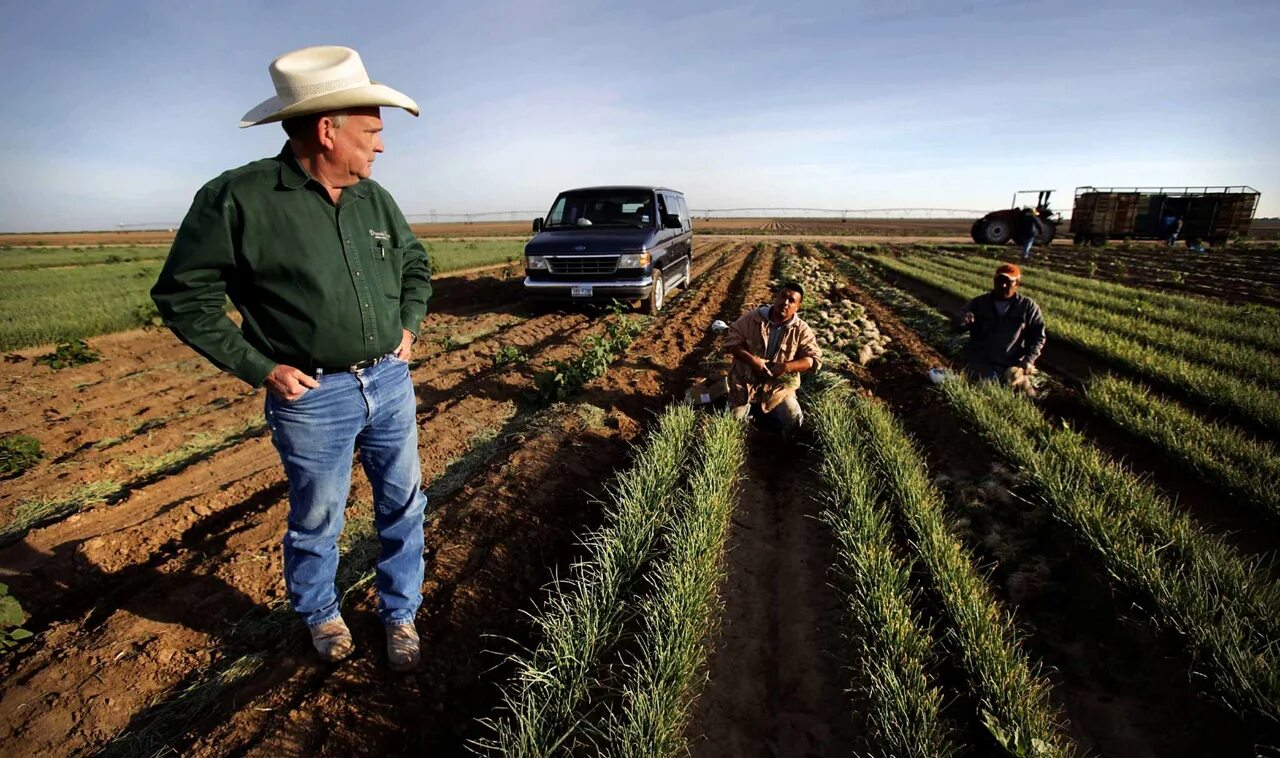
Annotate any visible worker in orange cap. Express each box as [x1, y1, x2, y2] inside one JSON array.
[[954, 262, 1046, 391]]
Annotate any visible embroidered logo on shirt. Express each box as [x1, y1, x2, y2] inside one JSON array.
[[369, 230, 391, 243]]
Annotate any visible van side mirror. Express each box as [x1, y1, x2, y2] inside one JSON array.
[[532, 218, 544, 232], [662, 214, 682, 229]]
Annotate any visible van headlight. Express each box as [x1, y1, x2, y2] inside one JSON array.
[[618, 252, 651, 268], [526, 255, 549, 270]]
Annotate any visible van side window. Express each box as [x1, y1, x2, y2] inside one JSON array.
[[676, 196, 689, 229], [657, 194, 670, 219]]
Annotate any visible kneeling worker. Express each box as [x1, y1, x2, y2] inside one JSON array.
[[724, 282, 823, 428], [955, 263, 1046, 386]]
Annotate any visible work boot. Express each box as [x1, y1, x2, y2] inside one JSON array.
[[386, 622, 421, 672], [309, 617, 355, 663]]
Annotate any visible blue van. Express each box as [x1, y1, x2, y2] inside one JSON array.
[[523, 186, 693, 313]]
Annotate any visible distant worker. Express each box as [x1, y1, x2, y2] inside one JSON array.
[[1164, 214, 1184, 247], [955, 263, 1046, 392], [724, 282, 823, 430], [1016, 207, 1040, 261], [151, 46, 430, 671]]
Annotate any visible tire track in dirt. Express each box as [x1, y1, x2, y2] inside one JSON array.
[[181, 243, 758, 756]]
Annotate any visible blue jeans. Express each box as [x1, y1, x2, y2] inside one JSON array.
[[264, 356, 425, 628], [1021, 236, 1035, 259]]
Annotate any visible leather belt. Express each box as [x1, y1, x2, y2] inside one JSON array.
[[313, 354, 390, 374]]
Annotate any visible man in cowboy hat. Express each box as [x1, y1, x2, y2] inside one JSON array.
[[955, 262, 1046, 392], [152, 46, 430, 671]]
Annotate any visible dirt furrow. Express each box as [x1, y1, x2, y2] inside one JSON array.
[[0, 295, 646, 754], [0, 241, 745, 756]]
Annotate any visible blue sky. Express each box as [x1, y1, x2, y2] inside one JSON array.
[[1, 0, 1276, 232]]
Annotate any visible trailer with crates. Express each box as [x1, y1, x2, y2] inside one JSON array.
[[1068, 186, 1259, 247]]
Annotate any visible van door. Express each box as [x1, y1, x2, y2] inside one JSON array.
[[660, 192, 690, 275], [655, 192, 676, 276], [675, 194, 692, 261]]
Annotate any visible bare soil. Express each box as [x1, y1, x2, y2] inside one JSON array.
[[1, 231, 1275, 756], [0, 238, 757, 755]]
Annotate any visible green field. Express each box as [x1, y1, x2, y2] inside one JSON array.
[[0, 245, 171, 270], [0, 238, 527, 351]]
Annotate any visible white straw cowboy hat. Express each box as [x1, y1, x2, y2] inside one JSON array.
[[239, 45, 419, 128]]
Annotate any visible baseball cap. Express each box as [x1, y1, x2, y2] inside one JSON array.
[[995, 263, 1021, 281]]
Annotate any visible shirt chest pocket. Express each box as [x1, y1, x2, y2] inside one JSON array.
[[372, 244, 405, 296], [775, 331, 800, 360]]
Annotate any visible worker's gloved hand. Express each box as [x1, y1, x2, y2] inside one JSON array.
[[960, 312, 976, 327]]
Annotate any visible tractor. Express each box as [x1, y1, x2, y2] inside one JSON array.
[[971, 190, 1060, 246]]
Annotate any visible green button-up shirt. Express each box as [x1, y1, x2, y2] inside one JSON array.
[[151, 144, 431, 387]]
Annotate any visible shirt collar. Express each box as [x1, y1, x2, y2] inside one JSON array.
[[276, 143, 372, 199], [757, 305, 796, 328], [277, 143, 311, 190]]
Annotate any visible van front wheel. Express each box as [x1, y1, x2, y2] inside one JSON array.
[[643, 270, 665, 315]]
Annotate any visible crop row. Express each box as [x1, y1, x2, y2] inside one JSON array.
[[796, 248, 1068, 754], [822, 244, 1280, 719], [1082, 374, 1280, 523], [478, 407, 745, 756], [940, 379, 1280, 720], [810, 390, 955, 756], [859, 244, 1280, 352], [869, 254, 1280, 436], [818, 387, 1072, 756], [913, 254, 1280, 386], [824, 246, 1280, 528], [478, 405, 696, 753]]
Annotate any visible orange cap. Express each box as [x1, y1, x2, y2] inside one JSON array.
[[995, 263, 1021, 280]]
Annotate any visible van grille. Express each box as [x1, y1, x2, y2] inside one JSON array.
[[549, 256, 619, 274]]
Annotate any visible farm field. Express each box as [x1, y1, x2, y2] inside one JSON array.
[[0, 235, 1278, 756], [0, 239, 528, 351]]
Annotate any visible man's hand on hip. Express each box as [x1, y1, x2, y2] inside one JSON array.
[[265, 364, 320, 401], [394, 329, 415, 361]]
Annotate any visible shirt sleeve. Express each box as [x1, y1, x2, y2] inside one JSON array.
[[150, 186, 277, 387], [390, 201, 431, 337], [723, 312, 754, 354], [955, 296, 980, 331], [1021, 300, 1047, 367], [795, 322, 824, 373]]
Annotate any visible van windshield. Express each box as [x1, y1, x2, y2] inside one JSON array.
[[543, 190, 655, 229]]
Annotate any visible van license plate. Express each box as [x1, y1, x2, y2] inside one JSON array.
[[571, 285, 593, 298]]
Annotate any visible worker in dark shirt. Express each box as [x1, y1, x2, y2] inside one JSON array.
[[1016, 207, 1040, 261], [955, 262, 1046, 384]]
